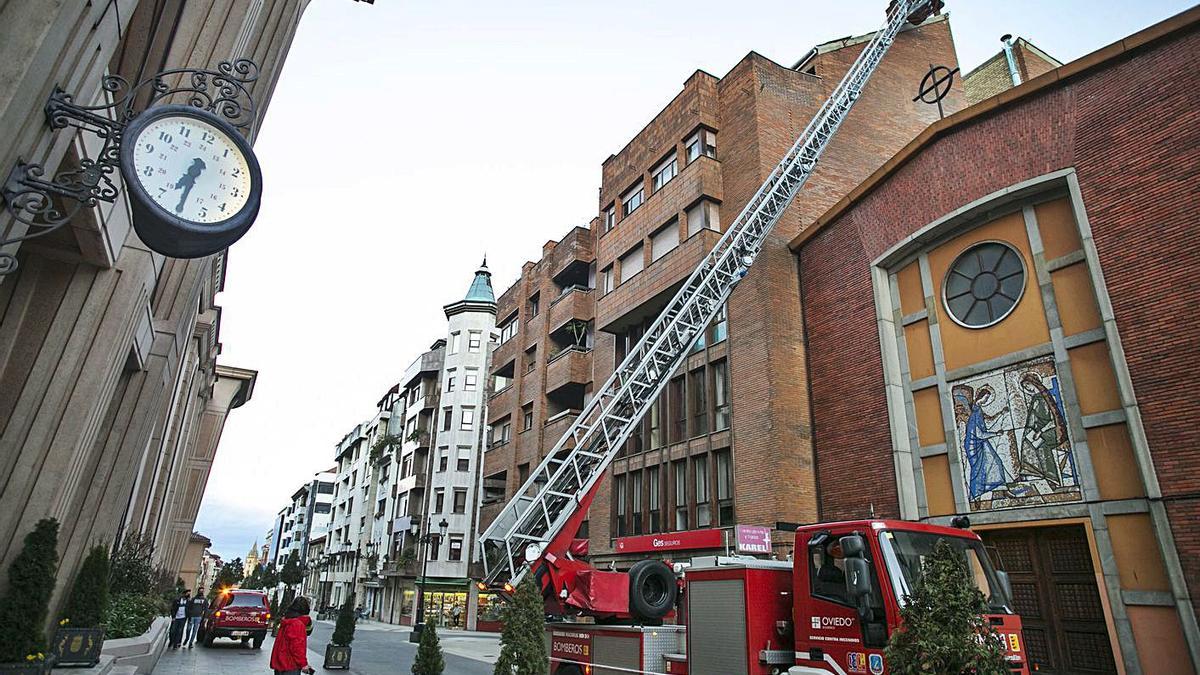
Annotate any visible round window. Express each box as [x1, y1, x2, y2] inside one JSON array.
[[942, 241, 1026, 328]]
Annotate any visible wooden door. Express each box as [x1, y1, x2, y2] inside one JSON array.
[[981, 525, 1117, 674]]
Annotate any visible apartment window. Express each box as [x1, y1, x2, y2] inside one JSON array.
[[441, 407, 452, 432], [686, 200, 721, 237], [619, 244, 644, 283], [517, 462, 530, 485], [525, 346, 537, 373], [468, 330, 482, 352], [448, 536, 464, 562], [435, 489, 445, 514], [710, 303, 728, 345], [461, 408, 475, 431], [449, 332, 460, 354], [464, 373, 477, 391], [376, 497, 386, 517], [494, 372, 511, 391], [648, 466, 661, 533], [495, 420, 512, 445], [601, 266, 614, 295], [713, 359, 730, 431], [453, 489, 467, 514], [651, 152, 678, 192], [674, 461, 688, 531], [428, 536, 440, 561], [438, 450, 448, 472], [621, 182, 645, 217], [669, 377, 686, 443], [690, 368, 708, 436], [649, 396, 664, 449], [446, 374, 456, 392], [604, 205, 616, 232], [716, 449, 734, 526], [401, 454, 413, 478], [695, 455, 711, 528], [522, 403, 534, 431], [685, 128, 717, 163], [615, 474, 628, 537], [457, 455, 470, 472], [499, 318, 518, 344], [651, 219, 680, 263], [631, 470, 643, 535]]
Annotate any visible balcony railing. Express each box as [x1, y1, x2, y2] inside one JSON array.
[[544, 346, 591, 395]]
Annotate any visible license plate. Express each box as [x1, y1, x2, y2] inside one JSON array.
[[231, 631, 249, 637]]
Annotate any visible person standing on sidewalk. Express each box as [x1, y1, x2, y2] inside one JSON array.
[[168, 590, 190, 648], [270, 596, 315, 675], [183, 589, 208, 647]]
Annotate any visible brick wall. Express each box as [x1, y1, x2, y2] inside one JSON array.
[[798, 22, 1200, 608]]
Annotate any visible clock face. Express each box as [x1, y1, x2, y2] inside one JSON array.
[[129, 114, 252, 224]]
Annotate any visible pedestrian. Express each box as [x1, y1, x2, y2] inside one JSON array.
[[270, 596, 315, 675], [183, 588, 208, 647], [169, 590, 190, 648]]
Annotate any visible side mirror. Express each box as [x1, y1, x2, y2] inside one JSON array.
[[995, 570, 1014, 607], [840, 534, 866, 559], [845, 557, 872, 600]]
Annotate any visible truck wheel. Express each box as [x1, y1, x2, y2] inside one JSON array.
[[628, 559, 676, 620], [252, 633, 265, 649]]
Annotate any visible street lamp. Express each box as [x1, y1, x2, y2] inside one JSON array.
[[409, 516, 449, 642]]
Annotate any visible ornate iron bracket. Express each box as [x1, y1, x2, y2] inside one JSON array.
[[0, 59, 260, 274]]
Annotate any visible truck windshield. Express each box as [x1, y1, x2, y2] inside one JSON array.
[[878, 530, 1011, 614]]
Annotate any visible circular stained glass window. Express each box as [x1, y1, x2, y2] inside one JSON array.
[[942, 241, 1026, 328]]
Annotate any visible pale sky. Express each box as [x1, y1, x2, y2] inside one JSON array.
[[195, 0, 1195, 561]]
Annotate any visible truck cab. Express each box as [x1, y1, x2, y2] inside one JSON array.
[[791, 520, 1028, 675]]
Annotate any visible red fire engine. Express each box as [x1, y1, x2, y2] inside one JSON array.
[[477, 1, 1030, 673]]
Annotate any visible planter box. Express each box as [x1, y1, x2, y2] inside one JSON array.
[[51, 627, 104, 667], [323, 644, 351, 670], [0, 660, 53, 674]]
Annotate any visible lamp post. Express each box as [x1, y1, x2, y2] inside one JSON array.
[[408, 516, 449, 642]]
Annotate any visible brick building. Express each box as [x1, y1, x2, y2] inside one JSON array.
[[480, 12, 965, 566], [791, 8, 1200, 674]]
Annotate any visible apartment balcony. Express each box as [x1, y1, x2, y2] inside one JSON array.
[[491, 337, 519, 376], [544, 346, 591, 396], [488, 384, 516, 425], [543, 409, 580, 447], [548, 286, 594, 335], [549, 226, 595, 284], [478, 501, 506, 534], [597, 227, 722, 333]]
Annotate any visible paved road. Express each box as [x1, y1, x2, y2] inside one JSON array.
[[153, 621, 497, 674], [309, 621, 497, 675]]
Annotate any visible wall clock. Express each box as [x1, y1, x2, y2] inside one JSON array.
[[119, 104, 262, 258]]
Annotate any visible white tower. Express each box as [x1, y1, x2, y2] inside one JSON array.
[[424, 259, 496, 603]]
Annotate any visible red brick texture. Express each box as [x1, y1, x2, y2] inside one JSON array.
[[798, 23, 1200, 611]]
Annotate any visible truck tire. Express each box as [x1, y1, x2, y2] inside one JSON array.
[[628, 559, 675, 620]]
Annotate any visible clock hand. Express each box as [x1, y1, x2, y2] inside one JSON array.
[[173, 157, 207, 213]]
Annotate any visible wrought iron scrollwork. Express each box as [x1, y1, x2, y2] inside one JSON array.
[[0, 58, 260, 275]]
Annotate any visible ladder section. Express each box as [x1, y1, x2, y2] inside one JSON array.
[[479, 0, 935, 588]]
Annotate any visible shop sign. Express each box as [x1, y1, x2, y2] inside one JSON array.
[[614, 529, 724, 554], [734, 525, 772, 554]]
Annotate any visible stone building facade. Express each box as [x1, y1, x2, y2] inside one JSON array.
[[791, 8, 1200, 673], [0, 0, 319, 627]]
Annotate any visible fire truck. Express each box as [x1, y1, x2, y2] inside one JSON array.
[[477, 1, 1030, 673]]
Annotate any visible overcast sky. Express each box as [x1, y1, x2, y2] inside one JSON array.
[[194, 0, 1194, 562]]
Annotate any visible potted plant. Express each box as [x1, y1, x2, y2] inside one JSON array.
[[0, 519, 60, 673], [323, 593, 356, 669], [51, 545, 109, 667], [495, 575, 549, 675], [411, 621, 443, 674]]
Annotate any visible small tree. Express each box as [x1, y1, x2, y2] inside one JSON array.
[[109, 532, 157, 597], [280, 550, 304, 590], [331, 593, 357, 646], [884, 539, 1008, 675], [0, 518, 60, 663], [61, 544, 110, 627], [412, 621, 444, 675], [494, 575, 548, 675], [260, 562, 279, 589]]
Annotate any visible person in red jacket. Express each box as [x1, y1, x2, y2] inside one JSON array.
[[270, 596, 315, 675]]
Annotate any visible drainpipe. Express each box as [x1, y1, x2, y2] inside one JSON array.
[[1000, 34, 1022, 87]]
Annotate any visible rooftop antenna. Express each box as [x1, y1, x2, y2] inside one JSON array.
[[869, 502, 876, 518]]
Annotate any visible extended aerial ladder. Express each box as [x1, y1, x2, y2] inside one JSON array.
[[479, 0, 945, 619]]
